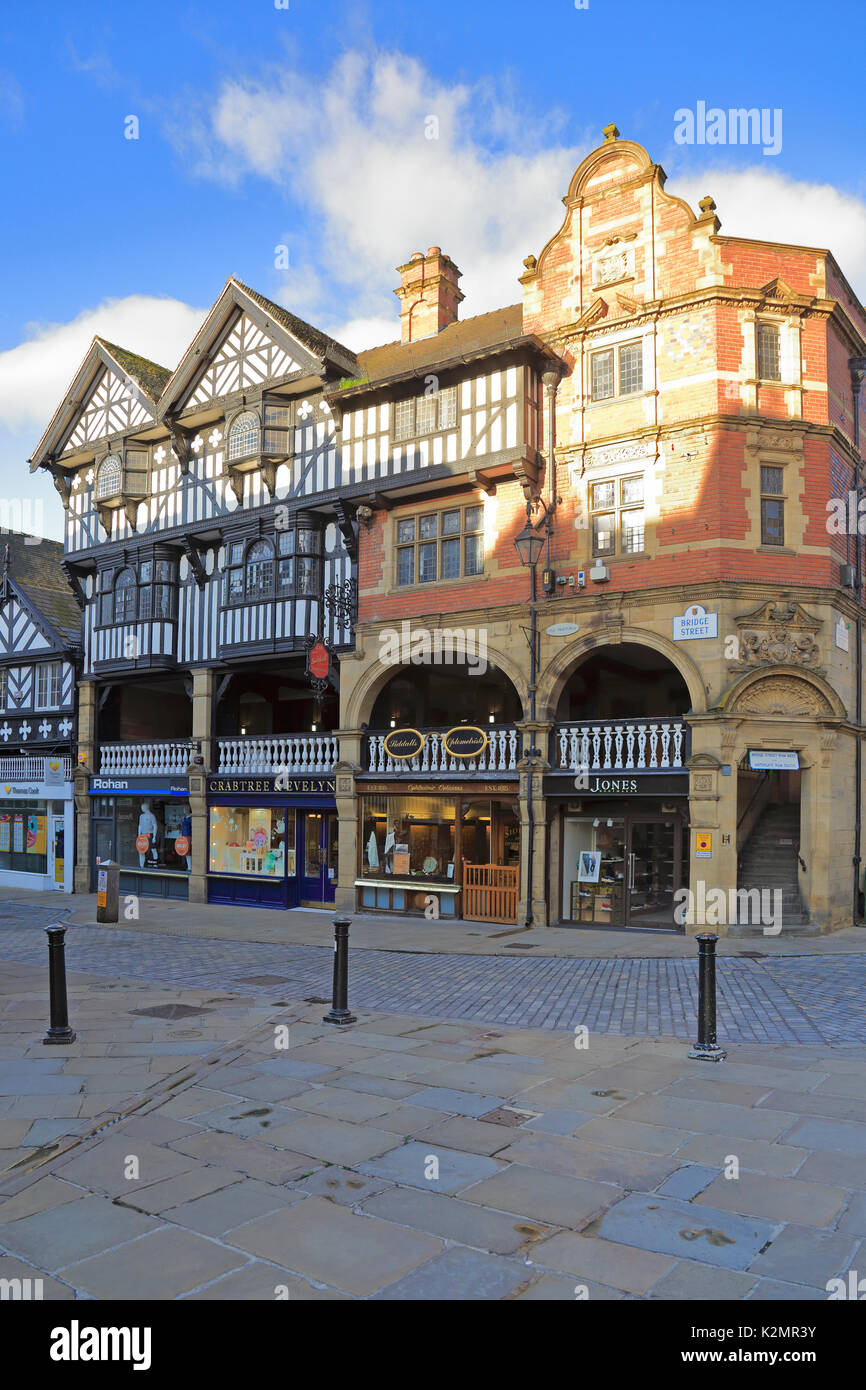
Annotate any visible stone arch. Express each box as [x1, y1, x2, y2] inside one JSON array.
[[536, 626, 707, 722], [345, 639, 530, 729], [722, 667, 846, 719]]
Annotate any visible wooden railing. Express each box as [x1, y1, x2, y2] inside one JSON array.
[[463, 863, 519, 923]]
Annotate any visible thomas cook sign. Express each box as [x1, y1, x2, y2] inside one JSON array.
[[443, 726, 489, 759], [383, 728, 426, 760]]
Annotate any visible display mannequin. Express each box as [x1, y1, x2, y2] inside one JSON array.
[[138, 801, 158, 868], [180, 810, 192, 870]]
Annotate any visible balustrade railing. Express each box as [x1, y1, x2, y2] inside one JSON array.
[[366, 726, 520, 776], [0, 755, 72, 781], [217, 734, 339, 776], [554, 718, 687, 772], [98, 742, 194, 776]]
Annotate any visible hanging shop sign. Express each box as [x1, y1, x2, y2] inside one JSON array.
[[307, 640, 331, 681], [442, 726, 489, 759], [747, 750, 800, 772], [673, 604, 718, 641], [383, 728, 426, 760]]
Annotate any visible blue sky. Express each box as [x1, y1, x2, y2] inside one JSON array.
[[2, 0, 865, 537]]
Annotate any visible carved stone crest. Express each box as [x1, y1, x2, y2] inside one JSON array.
[[731, 601, 822, 673]]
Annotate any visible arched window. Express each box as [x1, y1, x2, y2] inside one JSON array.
[[245, 539, 274, 600], [96, 454, 122, 501], [227, 411, 260, 462], [114, 568, 137, 623]]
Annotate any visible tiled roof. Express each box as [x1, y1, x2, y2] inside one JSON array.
[[231, 279, 359, 372], [354, 304, 525, 384], [2, 533, 80, 643], [96, 340, 173, 400]]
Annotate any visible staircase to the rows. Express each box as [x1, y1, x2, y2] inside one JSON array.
[[735, 803, 816, 935]]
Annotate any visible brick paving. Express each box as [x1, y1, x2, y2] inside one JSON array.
[[2, 904, 860, 1045]]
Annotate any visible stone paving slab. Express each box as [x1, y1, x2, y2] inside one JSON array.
[[62, 1225, 247, 1300], [596, 1193, 782, 1271], [358, 1141, 503, 1194], [531, 1230, 677, 1294]]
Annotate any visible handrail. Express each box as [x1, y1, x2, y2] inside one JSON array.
[[737, 772, 768, 832]]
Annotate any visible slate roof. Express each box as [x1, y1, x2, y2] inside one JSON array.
[[95, 339, 172, 401], [342, 305, 528, 391], [230, 279, 359, 373], [2, 533, 81, 644]]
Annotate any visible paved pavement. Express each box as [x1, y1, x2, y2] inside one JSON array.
[[0, 903, 863, 1045], [4, 885, 866, 957], [2, 960, 865, 1301]]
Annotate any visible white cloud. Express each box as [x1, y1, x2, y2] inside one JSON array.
[[169, 50, 586, 325], [0, 295, 205, 438], [672, 167, 866, 294]]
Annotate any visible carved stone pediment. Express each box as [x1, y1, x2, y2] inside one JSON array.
[[731, 601, 821, 673], [731, 674, 832, 717]]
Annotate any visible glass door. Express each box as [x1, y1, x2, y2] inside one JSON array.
[[299, 811, 337, 904], [626, 818, 681, 928]]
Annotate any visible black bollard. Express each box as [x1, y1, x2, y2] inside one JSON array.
[[688, 932, 726, 1062], [323, 917, 357, 1026], [43, 924, 76, 1045]]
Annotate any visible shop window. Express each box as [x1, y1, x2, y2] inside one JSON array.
[[590, 475, 645, 557], [396, 504, 484, 586], [760, 465, 785, 545], [209, 805, 295, 877], [757, 322, 781, 382], [0, 800, 49, 874], [393, 386, 458, 442], [35, 662, 62, 710], [361, 794, 456, 883], [113, 797, 192, 872], [590, 340, 644, 402]]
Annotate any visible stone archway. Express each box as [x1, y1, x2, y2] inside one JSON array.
[[344, 635, 530, 729], [537, 625, 707, 721]]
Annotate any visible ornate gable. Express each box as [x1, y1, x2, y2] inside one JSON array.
[[186, 310, 307, 409], [61, 365, 154, 456]]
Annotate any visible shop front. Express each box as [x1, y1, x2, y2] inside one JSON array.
[[546, 772, 689, 930], [0, 768, 74, 893], [355, 780, 521, 921], [89, 773, 191, 900], [206, 774, 337, 909]]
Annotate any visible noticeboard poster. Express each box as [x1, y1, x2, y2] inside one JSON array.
[[0, 813, 9, 853], [12, 814, 24, 853], [27, 814, 47, 854]]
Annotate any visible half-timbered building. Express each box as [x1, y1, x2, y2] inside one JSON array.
[[29, 127, 866, 932], [0, 533, 79, 892]]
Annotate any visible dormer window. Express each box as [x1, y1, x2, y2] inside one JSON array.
[[227, 410, 260, 461], [96, 454, 122, 500]]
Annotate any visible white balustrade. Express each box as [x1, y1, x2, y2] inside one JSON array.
[[367, 726, 521, 775], [217, 734, 339, 775], [98, 742, 194, 776], [556, 719, 686, 772], [0, 756, 72, 781]]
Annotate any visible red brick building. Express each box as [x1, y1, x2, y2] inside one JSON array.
[[331, 126, 866, 934]]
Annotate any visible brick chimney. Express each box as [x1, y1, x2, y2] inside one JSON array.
[[394, 247, 464, 344]]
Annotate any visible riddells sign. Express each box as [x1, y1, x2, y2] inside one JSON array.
[[673, 604, 718, 641], [383, 729, 426, 760], [443, 726, 489, 759]]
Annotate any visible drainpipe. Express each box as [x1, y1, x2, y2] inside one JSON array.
[[525, 556, 537, 927], [851, 358, 866, 925]]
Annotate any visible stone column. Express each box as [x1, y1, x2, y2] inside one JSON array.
[[192, 668, 215, 771], [517, 749, 551, 928], [73, 681, 97, 894]]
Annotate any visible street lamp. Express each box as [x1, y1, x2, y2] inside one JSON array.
[[514, 520, 546, 569]]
